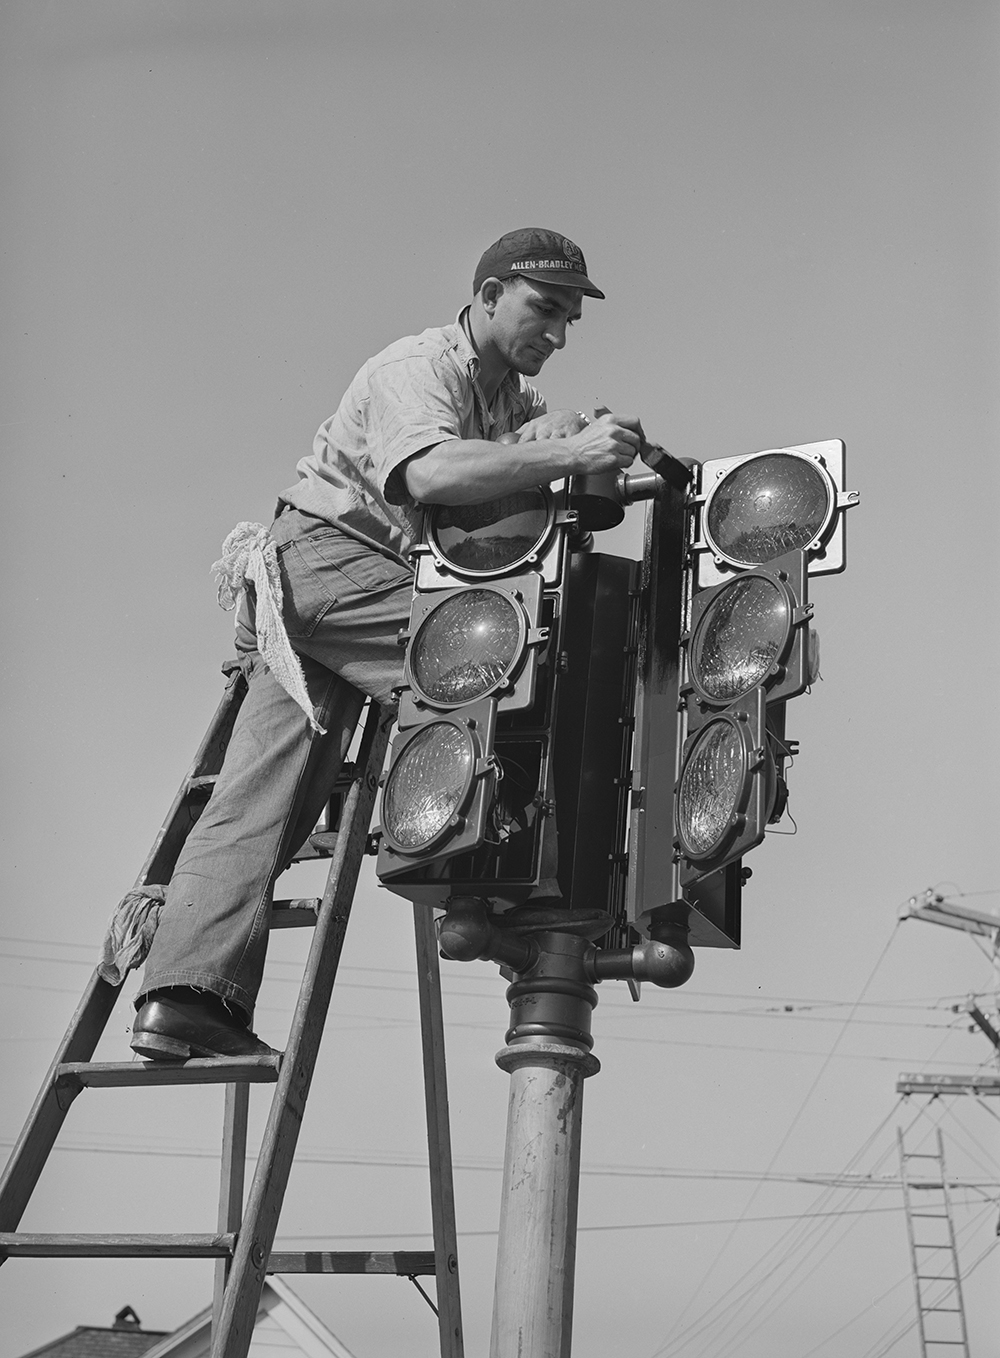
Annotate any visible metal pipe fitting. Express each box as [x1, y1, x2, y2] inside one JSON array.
[[437, 897, 538, 973], [616, 468, 664, 504], [503, 931, 599, 1052], [589, 902, 695, 989]]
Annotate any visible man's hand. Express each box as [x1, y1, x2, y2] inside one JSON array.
[[566, 411, 642, 473], [515, 409, 590, 442], [405, 411, 642, 505]]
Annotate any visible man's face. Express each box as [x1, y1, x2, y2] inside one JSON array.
[[488, 277, 584, 376]]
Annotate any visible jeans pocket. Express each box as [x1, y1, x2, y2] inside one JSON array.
[[279, 533, 412, 640]]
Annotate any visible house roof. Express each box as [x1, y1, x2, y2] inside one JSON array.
[[17, 1309, 169, 1358], [140, 1279, 357, 1358]]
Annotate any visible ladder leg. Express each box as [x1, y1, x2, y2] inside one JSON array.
[[899, 1127, 930, 1358], [413, 906, 464, 1358], [1, 665, 252, 1245], [0, 973, 121, 1236], [898, 1126, 971, 1358], [211, 703, 391, 1358], [936, 1128, 971, 1357], [213, 1083, 250, 1338]]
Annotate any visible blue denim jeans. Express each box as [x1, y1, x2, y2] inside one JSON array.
[[137, 511, 413, 1021]]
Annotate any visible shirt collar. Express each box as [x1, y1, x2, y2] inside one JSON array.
[[454, 306, 479, 375], [454, 306, 520, 398]]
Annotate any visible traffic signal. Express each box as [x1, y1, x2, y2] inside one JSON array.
[[376, 486, 575, 907], [628, 439, 858, 947], [691, 440, 855, 586], [376, 477, 642, 919], [376, 438, 857, 948]]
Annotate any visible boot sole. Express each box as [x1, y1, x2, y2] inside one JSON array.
[[131, 1031, 194, 1061], [131, 1030, 277, 1062]]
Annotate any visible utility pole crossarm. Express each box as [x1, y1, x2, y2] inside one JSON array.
[[896, 1072, 1000, 1097], [960, 1002, 1000, 1053], [899, 891, 1000, 939]]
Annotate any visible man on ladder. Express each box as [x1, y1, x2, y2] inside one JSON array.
[[125, 227, 642, 1061]]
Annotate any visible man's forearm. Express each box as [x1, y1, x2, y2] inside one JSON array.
[[404, 437, 585, 505]]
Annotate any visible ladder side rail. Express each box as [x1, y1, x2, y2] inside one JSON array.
[[0, 971, 121, 1232], [211, 702, 391, 1358], [213, 1084, 250, 1336], [0, 668, 251, 1237], [899, 1128, 930, 1358], [413, 905, 465, 1358], [142, 665, 247, 886], [935, 1129, 971, 1357]]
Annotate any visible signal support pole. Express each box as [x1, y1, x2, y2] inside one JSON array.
[[489, 914, 604, 1358], [438, 899, 694, 1358]]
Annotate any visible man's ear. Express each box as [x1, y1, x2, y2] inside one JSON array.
[[479, 277, 503, 316]]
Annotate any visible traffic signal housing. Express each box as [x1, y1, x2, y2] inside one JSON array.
[[692, 439, 856, 585], [628, 439, 857, 947], [376, 487, 574, 906], [376, 437, 857, 953], [376, 481, 641, 920]]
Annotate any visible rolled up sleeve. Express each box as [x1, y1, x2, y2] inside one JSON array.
[[366, 355, 468, 502]]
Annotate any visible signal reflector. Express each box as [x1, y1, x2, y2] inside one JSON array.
[[381, 722, 475, 854], [675, 687, 776, 878], [689, 574, 792, 705], [429, 489, 553, 576], [677, 719, 747, 858], [409, 588, 524, 706], [704, 451, 833, 568]]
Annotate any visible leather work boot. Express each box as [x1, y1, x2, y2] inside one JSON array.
[[131, 987, 276, 1061]]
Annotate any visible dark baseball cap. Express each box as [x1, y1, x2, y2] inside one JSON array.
[[473, 227, 605, 299]]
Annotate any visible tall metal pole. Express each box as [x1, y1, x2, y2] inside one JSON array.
[[438, 898, 693, 1358], [489, 925, 601, 1358]]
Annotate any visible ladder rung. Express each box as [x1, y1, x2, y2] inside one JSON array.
[[187, 767, 355, 801], [923, 1306, 962, 1313], [271, 898, 321, 929], [54, 1055, 282, 1090], [0, 1237, 437, 1275], [0, 1232, 235, 1258], [268, 1250, 436, 1276], [917, 1275, 959, 1281]]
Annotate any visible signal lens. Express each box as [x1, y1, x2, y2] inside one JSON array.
[[690, 576, 790, 703], [410, 589, 523, 705], [382, 723, 473, 851], [677, 720, 745, 857], [431, 490, 550, 574], [706, 453, 831, 566]]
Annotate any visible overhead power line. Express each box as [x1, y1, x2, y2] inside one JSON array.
[[272, 1202, 986, 1244], [0, 934, 983, 1011], [0, 1135, 992, 1189]]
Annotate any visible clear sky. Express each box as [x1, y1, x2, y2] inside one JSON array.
[[2, 3, 998, 1356]]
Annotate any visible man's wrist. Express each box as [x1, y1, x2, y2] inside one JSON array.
[[532, 435, 587, 478]]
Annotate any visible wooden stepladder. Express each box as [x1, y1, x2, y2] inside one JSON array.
[[0, 663, 464, 1358]]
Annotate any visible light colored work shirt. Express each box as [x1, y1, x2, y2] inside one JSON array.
[[279, 310, 546, 566]]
